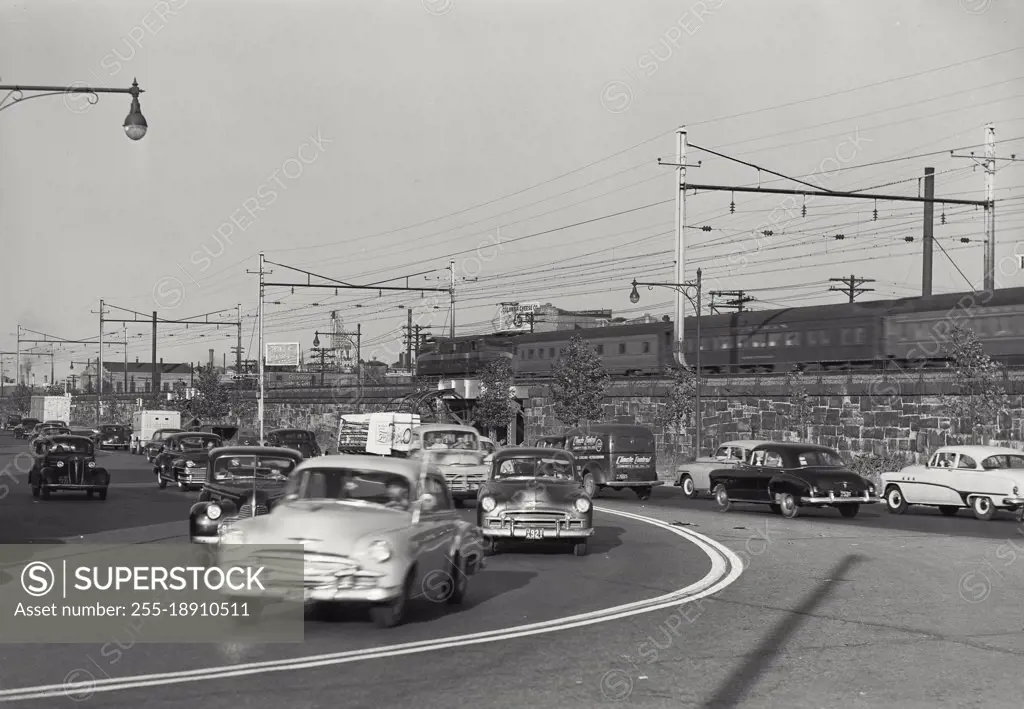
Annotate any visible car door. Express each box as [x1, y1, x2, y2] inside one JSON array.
[[945, 453, 984, 504], [902, 452, 950, 504], [730, 450, 766, 500], [416, 475, 459, 577]]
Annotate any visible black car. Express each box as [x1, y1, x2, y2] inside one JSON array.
[[97, 424, 131, 450], [14, 418, 40, 440], [70, 428, 100, 443], [189, 446, 303, 544], [4, 415, 21, 431], [144, 428, 184, 462], [28, 435, 110, 500], [35, 425, 71, 441], [153, 432, 223, 491], [265, 428, 321, 458], [236, 430, 260, 446], [708, 442, 880, 519]]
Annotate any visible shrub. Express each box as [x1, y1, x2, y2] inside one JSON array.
[[846, 451, 916, 488]]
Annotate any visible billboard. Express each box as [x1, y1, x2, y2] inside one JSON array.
[[495, 302, 540, 332], [265, 342, 300, 367]]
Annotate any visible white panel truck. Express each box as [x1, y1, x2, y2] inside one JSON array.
[[131, 410, 182, 455], [29, 395, 71, 426], [336, 412, 421, 456]]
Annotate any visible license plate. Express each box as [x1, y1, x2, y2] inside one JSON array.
[[58, 477, 69, 484], [840, 490, 851, 498], [524, 529, 544, 540]]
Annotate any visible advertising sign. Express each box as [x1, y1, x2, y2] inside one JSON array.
[[495, 302, 540, 333], [265, 342, 299, 367]]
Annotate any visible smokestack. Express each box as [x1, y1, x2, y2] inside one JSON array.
[[208, 349, 214, 368], [135, 356, 139, 363]]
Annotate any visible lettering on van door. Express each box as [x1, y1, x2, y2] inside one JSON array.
[[615, 455, 653, 467]]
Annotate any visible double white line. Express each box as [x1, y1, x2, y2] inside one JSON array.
[[0, 506, 744, 702]]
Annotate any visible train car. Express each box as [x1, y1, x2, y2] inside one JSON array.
[[416, 333, 517, 378], [513, 322, 675, 377]]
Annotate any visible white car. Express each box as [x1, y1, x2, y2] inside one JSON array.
[[674, 440, 773, 498], [881, 445, 1024, 520]]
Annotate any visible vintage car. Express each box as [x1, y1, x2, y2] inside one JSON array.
[[33, 424, 70, 443], [13, 419, 37, 439], [408, 424, 489, 507], [265, 428, 322, 458], [70, 428, 100, 443], [881, 445, 1024, 520], [215, 454, 486, 628], [189, 446, 303, 544], [154, 431, 224, 491], [28, 435, 110, 500], [97, 423, 131, 450], [477, 447, 594, 556], [4, 415, 22, 431], [675, 440, 774, 498], [144, 428, 184, 462], [709, 442, 879, 518], [43, 420, 69, 428], [565, 424, 664, 500], [480, 436, 497, 463], [534, 435, 567, 449]]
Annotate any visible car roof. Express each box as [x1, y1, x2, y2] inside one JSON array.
[[934, 445, 1024, 457], [291, 454, 427, 481], [168, 431, 221, 439], [416, 424, 479, 433], [717, 439, 775, 449], [42, 435, 93, 443], [268, 428, 313, 433], [495, 447, 573, 460], [750, 442, 840, 454], [209, 445, 303, 459]]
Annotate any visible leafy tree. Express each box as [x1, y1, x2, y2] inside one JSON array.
[[550, 335, 609, 428], [475, 358, 517, 442], [657, 365, 696, 452], [42, 384, 65, 396], [185, 366, 230, 422], [940, 325, 1008, 444], [784, 366, 813, 440], [10, 384, 32, 414]]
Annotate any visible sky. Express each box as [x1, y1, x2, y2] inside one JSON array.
[[1, 0, 1023, 381]]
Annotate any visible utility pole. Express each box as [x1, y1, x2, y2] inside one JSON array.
[[152, 311, 158, 403], [708, 290, 753, 313], [922, 167, 935, 296], [235, 303, 242, 373], [449, 260, 456, 339], [123, 323, 128, 394], [355, 324, 361, 387], [247, 253, 270, 442], [406, 307, 413, 371], [15, 325, 20, 387], [829, 275, 876, 302], [97, 299, 105, 424]]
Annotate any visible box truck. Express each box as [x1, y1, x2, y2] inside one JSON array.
[[29, 396, 71, 426], [130, 410, 182, 455]]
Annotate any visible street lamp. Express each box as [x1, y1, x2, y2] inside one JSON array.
[[628, 269, 702, 457], [0, 78, 148, 140]]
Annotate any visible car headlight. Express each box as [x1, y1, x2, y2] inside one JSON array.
[[480, 496, 497, 512], [206, 503, 222, 521], [574, 497, 591, 513], [56, 461, 64, 468], [186, 460, 195, 467], [366, 540, 392, 563], [87, 461, 96, 468]]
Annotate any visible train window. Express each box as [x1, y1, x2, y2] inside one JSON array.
[[784, 332, 800, 346], [618, 343, 626, 355], [819, 330, 830, 345], [642, 341, 651, 353], [736, 337, 744, 349], [767, 333, 781, 347], [596, 344, 604, 355], [528, 349, 535, 359], [807, 331, 816, 346], [854, 327, 866, 345], [840, 329, 851, 346], [537, 348, 544, 359], [549, 347, 556, 358]]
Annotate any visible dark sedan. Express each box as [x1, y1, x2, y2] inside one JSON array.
[[265, 428, 321, 458], [28, 435, 110, 500], [477, 447, 594, 556], [97, 424, 131, 450], [153, 432, 223, 491], [708, 442, 880, 519]]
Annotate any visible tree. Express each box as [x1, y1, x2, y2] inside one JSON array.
[[185, 366, 230, 422], [657, 365, 695, 452], [475, 358, 517, 442], [550, 335, 609, 428], [10, 384, 32, 414], [940, 325, 1008, 444], [784, 366, 813, 441]]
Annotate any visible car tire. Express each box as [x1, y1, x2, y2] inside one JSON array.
[[453, 498, 463, 509], [778, 493, 799, 519], [939, 506, 959, 517], [31, 486, 40, 499], [157, 471, 167, 489], [885, 485, 907, 514], [445, 555, 469, 605], [40, 487, 50, 500], [678, 474, 697, 499], [369, 571, 414, 628], [713, 484, 731, 512], [484, 538, 502, 556], [572, 541, 588, 556], [838, 504, 860, 518], [634, 487, 652, 501], [582, 473, 596, 498], [98, 489, 107, 501], [971, 496, 996, 521]]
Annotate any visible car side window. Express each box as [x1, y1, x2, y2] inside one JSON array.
[[423, 477, 451, 511], [765, 452, 783, 468], [957, 455, 977, 469], [714, 446, 729, 459], [750, 450, 766, 467]]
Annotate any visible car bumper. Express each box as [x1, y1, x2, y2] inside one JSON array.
[[800, 494, 880, 504], [174, 470, 204, 485], [229, 581, 401, 604], [1001, 496, 1024, 506], [482, 527, 595, 539], [602, 480, 664, 488], [41, 483, 107, 490], [192, 535, 220, 545]]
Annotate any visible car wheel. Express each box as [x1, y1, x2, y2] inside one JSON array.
[[634, 487, 652, 501], [445, 555, 469, 606], [157, 471, 167, 489], [40, 487, 50, 500], [713, 484, 731, 512], [31, 486, 40, 499], [778, 493, 799, 519], [484, 538, 502, 556], [582, 473, 596, 498], [769, 503, 781, 514], [98, 488, 107, 501], [177, 478, 186, 491], [572, 541, 588, 556], [939, 506, 959, 517], [885, 485, 907, 514], [369, 571, 414, 628], [453, 498, 463, 509], [838, 504, 860, 519], [678, 474, 697, 499], [971, 496, 996, 521]]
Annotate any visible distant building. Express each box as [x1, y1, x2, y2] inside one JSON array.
[[527, 303, 613, 333], [101, 360, 192, 394]]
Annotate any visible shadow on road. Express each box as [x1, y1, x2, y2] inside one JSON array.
[[699, 554, 864, 709]]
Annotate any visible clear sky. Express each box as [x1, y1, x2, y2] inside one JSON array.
[[2, 0, 1023, 379]]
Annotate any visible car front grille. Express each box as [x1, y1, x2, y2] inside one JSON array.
[[238, 503, 269, 517], [500, 511, 577, 529]]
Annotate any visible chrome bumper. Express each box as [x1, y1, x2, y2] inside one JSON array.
[[1001, 496, 1024, 506], [191, 536, 219, 545], [801, 494, 880, 504], [229, 583, 400, 603], [482, 527, 594, 539], [42, 483, 106, 490], [602, 480, 664, 488]]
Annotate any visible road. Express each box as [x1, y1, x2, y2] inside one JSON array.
[[1, 434, 1022, 708]]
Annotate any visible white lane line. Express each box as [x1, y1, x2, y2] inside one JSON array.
[[0, 506, 744, 702]]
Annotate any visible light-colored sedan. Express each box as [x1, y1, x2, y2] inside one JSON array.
[[674, 440, 773, 498], [881, 445, 1024, 520], [216, 455, 486, 627]]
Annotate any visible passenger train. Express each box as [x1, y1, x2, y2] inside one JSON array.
[[416, 286, 1024, 378]]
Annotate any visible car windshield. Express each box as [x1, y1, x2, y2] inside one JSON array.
[[276, 431, 313, 442], [981, 454, 1024, 469], [100, 425, 126, 433], [795, 450, 844, 467], [47, 439, 91, 453], [287, 468, 412, 510], [423, 431, 478, 450], [494, 455, 575, 480], [178, 435, 220, 450], [213, 455, 295, 481], [42, 427, 69, 436]]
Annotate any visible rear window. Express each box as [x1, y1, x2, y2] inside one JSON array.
[[613, 435, 655, 452], [276, 431, 314, 442], [101, 425, 126, 433]]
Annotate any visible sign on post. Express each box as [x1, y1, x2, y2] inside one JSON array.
[[265, 343, 300, 367], [495, 303, 539, 332]]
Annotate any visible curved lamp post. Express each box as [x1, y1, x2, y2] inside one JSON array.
[[628, 269, 702, 457], [0, 78, 148, 140]]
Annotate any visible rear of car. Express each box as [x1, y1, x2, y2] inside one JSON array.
[[270, 430, 322, 458], [98, 424, 130, 450]]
